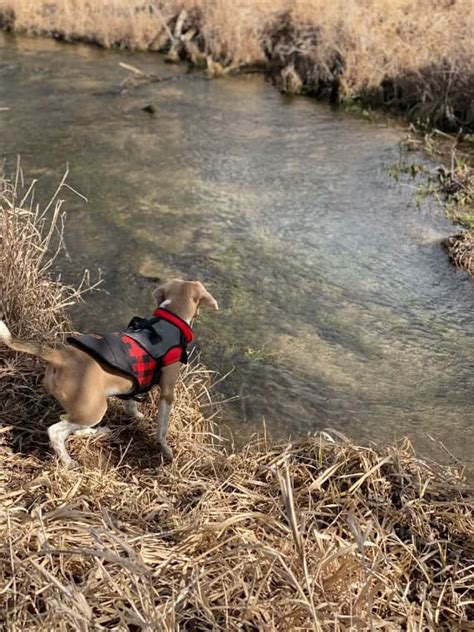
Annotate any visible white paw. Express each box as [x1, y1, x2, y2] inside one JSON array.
[[74, 426, 111, 437], [64, 458, 80, 470], [134, 411, 145, 420], [74, 427, 95, 437]]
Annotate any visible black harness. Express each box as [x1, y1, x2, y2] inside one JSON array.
[[125, 314, 189, 365]]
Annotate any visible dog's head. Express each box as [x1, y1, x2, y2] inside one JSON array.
[[153, 279, 218, 323]]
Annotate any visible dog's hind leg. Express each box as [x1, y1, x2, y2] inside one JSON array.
[[123, 399, 144, 420], [65, 415, 110, 437], [49, 400, 108, 469], [48, 419, 84, 469]]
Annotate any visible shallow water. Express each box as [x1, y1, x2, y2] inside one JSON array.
[[1, 33, 472, 462]]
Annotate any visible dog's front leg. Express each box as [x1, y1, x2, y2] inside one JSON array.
[[156, 397, 173, 461], [157, 364, 180, 461]]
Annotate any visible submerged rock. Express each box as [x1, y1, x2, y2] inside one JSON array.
[[142, 104, 157, 114]]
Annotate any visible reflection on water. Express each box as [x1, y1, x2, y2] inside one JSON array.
[[0, 33, 472, 463]]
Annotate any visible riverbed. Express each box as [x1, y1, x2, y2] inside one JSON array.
[[1, 33, 472, 462]]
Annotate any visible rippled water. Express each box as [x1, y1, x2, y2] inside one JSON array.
[[1, 33, 472, 462]]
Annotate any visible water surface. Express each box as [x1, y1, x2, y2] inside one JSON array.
[[1, 33, 472, 462]]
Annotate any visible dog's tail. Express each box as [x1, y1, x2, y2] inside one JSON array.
[[0, 320, 64, 365]]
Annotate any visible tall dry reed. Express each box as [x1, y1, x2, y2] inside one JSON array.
[[0, 0, 473, 130], [1, 169, 473, 629], [0, 165, 97, 427]]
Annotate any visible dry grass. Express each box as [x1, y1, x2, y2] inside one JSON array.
[[1, 170, 474, 629], [443, 232, 474, 275], [0, 0, 473, 130], [439, 152, 474, 274], [2, 428, 473, 630], [0, 164, 98, 427]]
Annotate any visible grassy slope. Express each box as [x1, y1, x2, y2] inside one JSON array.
[[1, 172, 473, 629]]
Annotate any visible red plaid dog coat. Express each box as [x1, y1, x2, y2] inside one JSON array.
[[67, 308, 193, 398]]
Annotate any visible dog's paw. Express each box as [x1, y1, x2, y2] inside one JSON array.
[[75, 426, 112, 438], [64, 458, 80, 470], [123, 400, 144, 420], [158, 442, 174, 462]]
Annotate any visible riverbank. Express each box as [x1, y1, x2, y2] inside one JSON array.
[[1, 174, 473, 628], [1, 1, 473, 133]]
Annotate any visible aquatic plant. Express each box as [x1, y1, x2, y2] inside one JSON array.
[[388, 131, 474, 274], [1, 170, 473, 629]]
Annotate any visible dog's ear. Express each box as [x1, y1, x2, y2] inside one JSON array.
[[194, 282, 219, 310], [152, 284, 167, 306]]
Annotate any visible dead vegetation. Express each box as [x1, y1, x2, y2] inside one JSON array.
[[0, 165, 99, 443], [0, 0, 473, 131], [438, 154, 474, 274], [1, 171, 474, 629], [2, 426, 473, 630], [443, 232, 474, 275]]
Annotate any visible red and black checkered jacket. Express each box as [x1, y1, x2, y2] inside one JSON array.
[[67, 308, 193, 398]]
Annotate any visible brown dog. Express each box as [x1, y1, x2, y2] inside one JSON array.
[[0, 279, 218, 469]]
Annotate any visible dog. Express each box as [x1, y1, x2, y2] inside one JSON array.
[[0, 279, 218, 469]]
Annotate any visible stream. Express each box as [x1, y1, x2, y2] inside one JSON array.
[[1, 33, 472, 463]]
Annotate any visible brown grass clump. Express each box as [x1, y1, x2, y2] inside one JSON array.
[[439, 155, 474, 274], [0, 0, 473, 131], [1, 171, 474, 629], [443, 232, 474, 275]]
